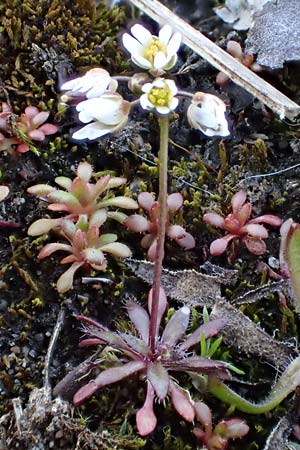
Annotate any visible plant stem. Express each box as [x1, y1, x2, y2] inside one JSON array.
[[208, 356, 300, 414], [149, 116, 169, 352], [177, 90, 194, 99], [112, 75, 132, 82]]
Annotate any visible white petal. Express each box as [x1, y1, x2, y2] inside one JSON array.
[[76, 98, 100, 112], [132, 54, 152, 69], [193, 102, 218, 129], [140, 94, 154, 110], [122, 33, 144, 56], [163, 55, 178, 71], [77, 110, 94, 124], [226, 0, 241, 9], [72, 122, 114, 140], [214, 7, 238, 24], [93, 99, 124, 125], [61, 70, 110, 98], [233, 11, 252, 30], [61, 77, 82, 91], [167, 32, 182, 55], [200, 127, 216, 137], [169, 97, 179, 111], [141, 83, 154, 93], [152, 78, 165, 88], [156, 106, 170, 115], [153, 52, 167, 69], [165, 79, 178, 95], [158, 25, 172, 45], [86, 85, 108, 99], [131, 24, 152, 45], [77, 97, 124, 126], [218, 122, 230, 136]]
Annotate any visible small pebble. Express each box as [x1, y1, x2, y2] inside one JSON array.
[[10, 346, 21, 354], [268, 256, 279, 270]]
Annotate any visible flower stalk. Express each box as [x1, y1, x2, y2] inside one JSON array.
[[208, 356, 300, 414], [149, 115, 169, 352]]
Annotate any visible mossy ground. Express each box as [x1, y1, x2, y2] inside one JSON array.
[[0, 0, 300, 449]]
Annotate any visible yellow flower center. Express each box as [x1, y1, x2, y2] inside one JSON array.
[[147, 84, 173, 108], [143, 38, 167, 64]]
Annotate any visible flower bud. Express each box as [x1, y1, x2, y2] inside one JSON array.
[[128, 73, 151, 94], [187, 92, 229, 137]]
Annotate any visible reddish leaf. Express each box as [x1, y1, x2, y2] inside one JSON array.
[[126, 300, 150, 343], [161, 306, 190, 345], [194, 401, 212, 435], [179, 318, 227, 351], [169, 381, 195, 422], [136, 381, 157, 436], [147, 362, 169, 400], [243, 236, 266, 255]]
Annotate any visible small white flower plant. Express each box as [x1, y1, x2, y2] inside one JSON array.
[[27, 22, 300, 444], [60, 23, 229, 139], [214, 0, 270, 31], [29, 22, 230, 294], [29, 22, 291, 445]]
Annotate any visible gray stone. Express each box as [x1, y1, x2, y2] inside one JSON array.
[[246, 0, 300, 69]]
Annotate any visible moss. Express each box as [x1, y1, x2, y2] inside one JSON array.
[[151, 426, 193, 450], [0, 0, 128, 111], [239, 139, 269, 171], [217, 140, 228, 184]]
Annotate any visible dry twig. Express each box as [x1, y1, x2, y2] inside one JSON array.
[[127, 0, 300, 119]]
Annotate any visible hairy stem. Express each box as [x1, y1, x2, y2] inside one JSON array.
[[208, 356, 300, 414], [149, 116, 169, 352]]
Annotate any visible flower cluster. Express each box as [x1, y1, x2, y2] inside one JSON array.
[[0, 103, 58, 154], [125, 192, 195, 260], [204, 190, 282, 258], [214, 0, 270, 30], [60, 24, 229, 139], [54, 287, 228, 435], [27, 162, 138, 291], [61, 68, 131, 140]]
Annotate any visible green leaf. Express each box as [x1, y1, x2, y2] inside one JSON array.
[[200, 331, 207, 357], [207, 336, 223, 358]]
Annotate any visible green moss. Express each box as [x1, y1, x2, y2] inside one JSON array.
[[0, 0, 128, 118], [152, 427, 193, 450], [239, 139, 269, 170]]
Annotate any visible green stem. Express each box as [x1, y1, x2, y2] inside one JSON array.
[[149, 116, 169, 353], [208, 356, 300, 414]]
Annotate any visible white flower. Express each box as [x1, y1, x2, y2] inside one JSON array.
[[187, 93, 229, 137], [140, 78, 178, 115], [214, 0, 270, 30], [72, 93, 130, 140], [60, 68, 117, 99], [122, 24, 181, 76]]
